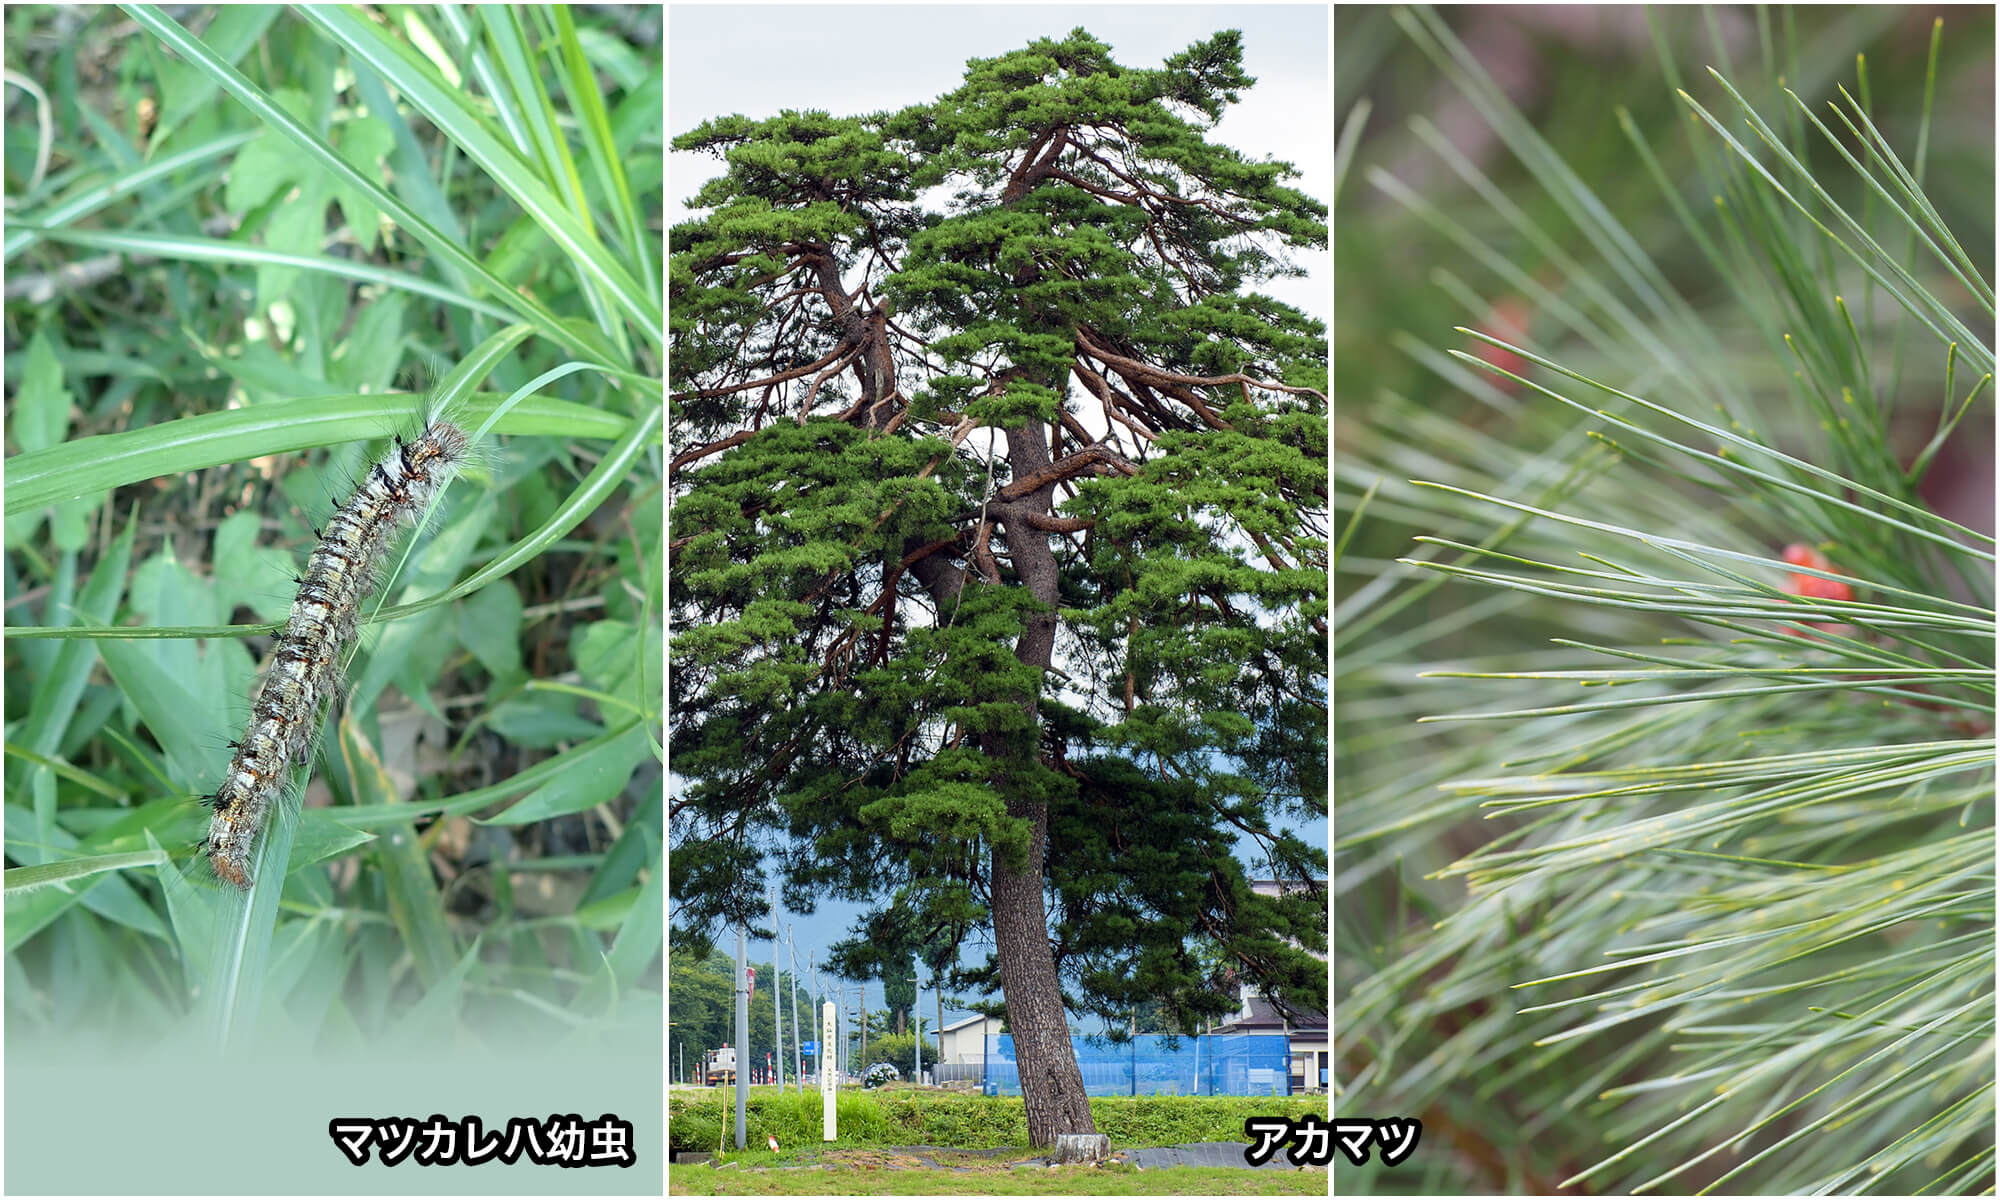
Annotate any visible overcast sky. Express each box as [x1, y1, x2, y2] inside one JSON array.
[[668, 5, 1329, 1039]]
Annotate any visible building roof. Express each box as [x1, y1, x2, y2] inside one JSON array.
[[1212, 1011, 1327, 1037], [938, 1012, 1004, 1034], [1249, 877, 1328, 895]]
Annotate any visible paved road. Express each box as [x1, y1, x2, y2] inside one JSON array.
[[674, 1142, 1316, 1172], [1114, 1142, 1299, 1170], [895, 1142, 1301, 1171]]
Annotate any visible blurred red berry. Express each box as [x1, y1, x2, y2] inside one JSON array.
[[1781, 543, 1854, 603], [1777, 543, 1857, 640], [1780, 543, 1822, 569], [1470, 295, 1534, 389]]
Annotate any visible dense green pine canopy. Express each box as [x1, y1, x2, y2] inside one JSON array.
[[669, 28, 1326, 1138]]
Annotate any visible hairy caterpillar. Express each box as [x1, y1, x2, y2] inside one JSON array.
[[200, 416, 471, 888]]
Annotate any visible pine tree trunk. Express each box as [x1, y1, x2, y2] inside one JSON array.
[[987, 415, 1098, 1147], [906, 396, 1097, 1146], [992, 798, 1096, 1144]]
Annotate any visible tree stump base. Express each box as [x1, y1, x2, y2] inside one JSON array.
[[1051, 1133, 1110, 1164]]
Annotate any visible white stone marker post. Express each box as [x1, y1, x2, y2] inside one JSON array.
[[820, 1000, 838, 1141]]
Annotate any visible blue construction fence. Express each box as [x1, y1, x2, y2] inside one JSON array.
[[979, 1033, 1291, 1097]]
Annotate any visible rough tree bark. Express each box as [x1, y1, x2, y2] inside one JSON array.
[[980, 413, 1097, 1145]]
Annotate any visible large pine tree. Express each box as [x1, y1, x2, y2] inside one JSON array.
[[670, 28, 1326, 1145]]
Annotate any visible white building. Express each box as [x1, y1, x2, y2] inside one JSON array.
[[1207, 877, 1329, 1094], [934, 1012, 1006, 1066]]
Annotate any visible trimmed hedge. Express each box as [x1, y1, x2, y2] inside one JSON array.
[[669, 1086, 1327, 1153]]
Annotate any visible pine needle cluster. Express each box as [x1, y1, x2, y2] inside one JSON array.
[[1336, 8, 1992, 1193]]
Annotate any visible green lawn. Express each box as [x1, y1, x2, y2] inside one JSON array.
[[670, 1154, 1324, 1196], [669, 1091, 1331, 1193]]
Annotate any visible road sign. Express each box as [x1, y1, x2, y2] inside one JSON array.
[[801, 1041, 817, 1055]]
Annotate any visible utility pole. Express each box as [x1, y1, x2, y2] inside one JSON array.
[[857, 983, 867, 1072], [769, 883, 784, 1093], [1281, 1006, 1291, 1097], [734, 926, 748, 1148], [788, 924, 803, 1094], [808, 953, 821, 1081], [916, 956, 928, 1088]]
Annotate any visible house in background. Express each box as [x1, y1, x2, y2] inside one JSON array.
[[931, 1012, 1007, 1083], [924, 875, 1327, 1092], [1208, 877, 1329, 1093]]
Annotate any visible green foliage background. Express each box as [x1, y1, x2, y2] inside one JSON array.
[[3, 5, 663, 1057]]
